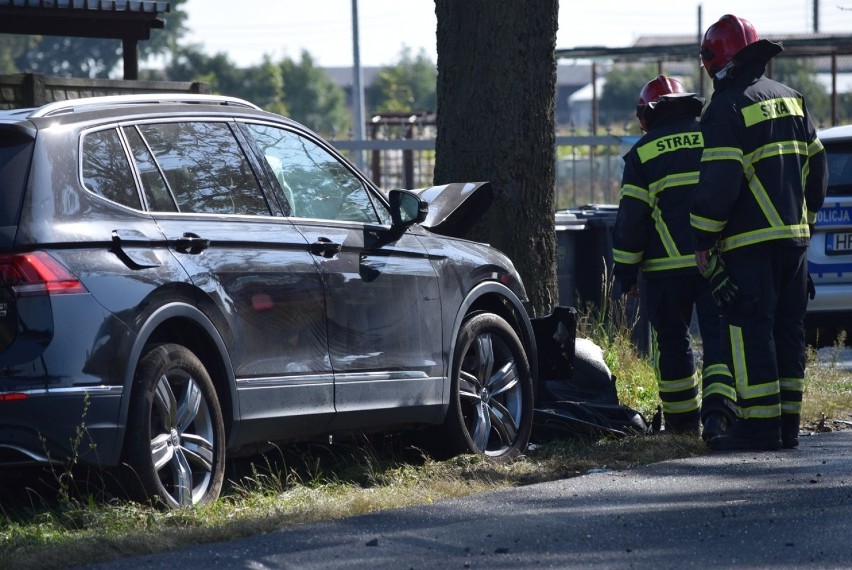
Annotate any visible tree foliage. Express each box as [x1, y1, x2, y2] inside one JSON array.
[[366, 47, 437, 113], [598, 64, 660, 127], [279, 52, 350, 136]]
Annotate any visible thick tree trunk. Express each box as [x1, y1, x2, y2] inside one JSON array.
[[434, 0, 558, 317]]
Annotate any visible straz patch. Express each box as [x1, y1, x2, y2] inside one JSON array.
[[637, 132, 703, 163], [741, 97, 804, 126]]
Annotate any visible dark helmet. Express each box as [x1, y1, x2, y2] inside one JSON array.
[[700, 14, 759, 79], [636, 75, 686, 132]]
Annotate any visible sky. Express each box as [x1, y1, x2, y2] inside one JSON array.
[[181, 0, 852, 69]]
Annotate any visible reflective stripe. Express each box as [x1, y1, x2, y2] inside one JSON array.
[[643, 255, 696, 272], [781, 401, 803, 414], [651, 207, 680, 257], [621, 183, 651, 205], [659, 373, 699, 393], [809, 138, 824, 156], [739, 403, 781, 419], [742, 141, 809, 229], [741, 97, 804, 127], [720, 224, 809, 252], [661, 397, 700, 414], [648, 171, 700, 198], [779, 377, 805, 392], [613, 248, 643, 265], [806, 210, 817, 225], [703, 382, 738, 402], [690, 212, 726, 233], [703, 363, 732, 378], [701, 146, 743, 163], [637, 131, 704, 163]]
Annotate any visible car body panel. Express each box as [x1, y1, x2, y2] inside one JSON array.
[[807, 125, 852, 336]]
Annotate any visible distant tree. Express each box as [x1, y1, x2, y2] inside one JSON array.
[[280, 51, 349, 137], [434, 0, 558, 316], [366, 47, 437, 113], [165, 46, 287, 115], [598, 64, 659, 127], [773, 58, 831, 127], [10, 0, 189, 78]]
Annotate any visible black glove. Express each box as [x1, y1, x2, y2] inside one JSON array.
[[807, 273, 815, 300], [702, 251, 739, 309]]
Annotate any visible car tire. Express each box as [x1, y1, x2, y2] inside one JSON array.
[[435, 313, 534, 462], [121, 343, 225, 508]]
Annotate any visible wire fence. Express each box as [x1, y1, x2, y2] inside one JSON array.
[[332, 133, 635, 207]]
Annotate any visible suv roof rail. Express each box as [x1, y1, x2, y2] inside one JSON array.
[[29, 94, 261, 118]]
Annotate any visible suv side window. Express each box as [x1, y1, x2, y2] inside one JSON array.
[[244, 123, 383, 223], [81, 128, 143, 210], [137, 122, 271, 216]]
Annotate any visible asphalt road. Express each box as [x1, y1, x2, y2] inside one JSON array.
[[75, 429, 852, 570]]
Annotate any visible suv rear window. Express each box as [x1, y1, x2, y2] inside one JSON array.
[[0, 126, 35, 232], [825, 141, 852, 197]]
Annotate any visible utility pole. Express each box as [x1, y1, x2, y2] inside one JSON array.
[[351, 0, 366, 171]]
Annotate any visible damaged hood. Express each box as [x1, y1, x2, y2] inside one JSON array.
[[409, 182, 493, 239]]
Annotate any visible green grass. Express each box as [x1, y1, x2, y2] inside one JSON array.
[[1, 308, 849, 570]]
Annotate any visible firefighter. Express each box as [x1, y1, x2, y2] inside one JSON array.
[[613, 75, 737, 440], [691, 14, 828, 450]]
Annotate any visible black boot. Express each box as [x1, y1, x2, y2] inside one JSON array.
[[781, 414, 800, 449], [707, 419, 781, 451], [701, 412, 730, 442]]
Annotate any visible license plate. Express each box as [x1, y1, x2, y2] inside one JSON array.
[[826, 232, 852, 254]]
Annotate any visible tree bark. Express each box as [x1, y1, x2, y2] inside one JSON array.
[[434, 0, 558, 317]]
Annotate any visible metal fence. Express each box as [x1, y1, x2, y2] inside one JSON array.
[[331, 134, 636, 206]]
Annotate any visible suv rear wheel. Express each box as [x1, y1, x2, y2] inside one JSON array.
[[122, 344, 225, 508]]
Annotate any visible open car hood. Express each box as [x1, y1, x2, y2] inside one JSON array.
[[408, 182, 493, 239]]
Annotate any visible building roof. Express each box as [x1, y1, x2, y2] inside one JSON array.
[[0, 0, 169, 40], [0, 0, 171, 80], [557, 33, 852, 62]]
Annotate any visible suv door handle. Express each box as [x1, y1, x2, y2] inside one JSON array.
[[310, 237, 342, 258], [174, 233, 210, 254]]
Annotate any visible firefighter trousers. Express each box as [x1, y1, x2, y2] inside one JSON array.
[[721, 244, 808, 431], [645, 272, 737, 427]]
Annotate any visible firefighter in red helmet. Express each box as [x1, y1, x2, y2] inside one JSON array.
[[691, 15, 828, 450], [614, 75, 737, 439]]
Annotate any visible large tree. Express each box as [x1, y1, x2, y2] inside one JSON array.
[[433, 0, 559, 316]]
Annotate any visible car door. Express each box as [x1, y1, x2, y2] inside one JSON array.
[[239, 122, 445, 430], [123, 120, 334, 442]]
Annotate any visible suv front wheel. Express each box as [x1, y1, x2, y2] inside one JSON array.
[[438, 313, 533, 461], [122, 343, 225, 508]]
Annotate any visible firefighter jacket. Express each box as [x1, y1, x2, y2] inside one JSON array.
[[613, 95, 706, 289], [690, 40, 828, 254]]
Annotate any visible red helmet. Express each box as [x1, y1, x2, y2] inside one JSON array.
[[701, 14, 759, 79], [636, 75, 686, 132]]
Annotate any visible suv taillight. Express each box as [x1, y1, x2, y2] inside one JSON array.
[[0, 252, 87, 297]]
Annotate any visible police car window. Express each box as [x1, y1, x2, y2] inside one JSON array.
[[825, 142, 852, 197], [137, 122, 271, 216], [81, 128, 143, 210], [243, 123, 383, 223]]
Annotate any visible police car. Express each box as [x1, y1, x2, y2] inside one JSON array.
[[807, 124, 852, 345]]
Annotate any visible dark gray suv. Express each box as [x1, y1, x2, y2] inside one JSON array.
[[0, 94, 537, 508]]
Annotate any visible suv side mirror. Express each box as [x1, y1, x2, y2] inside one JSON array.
[[389, 189, 428, 229]]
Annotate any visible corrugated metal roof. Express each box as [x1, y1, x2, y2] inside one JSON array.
[[0, 1, 168, 12]]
